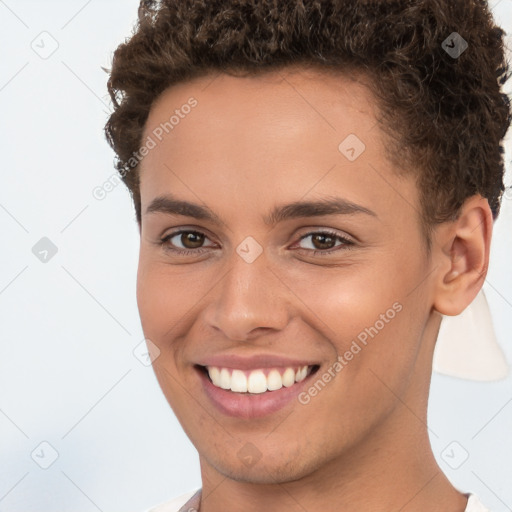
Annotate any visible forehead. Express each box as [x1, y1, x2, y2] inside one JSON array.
[[143, 66, 379, 146], [139, 67, 417, 227]]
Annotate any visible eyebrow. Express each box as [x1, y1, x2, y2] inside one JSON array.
[[144, 194, 377, 226]]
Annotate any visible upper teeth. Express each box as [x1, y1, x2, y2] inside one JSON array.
[[206, 366, 310, 393]]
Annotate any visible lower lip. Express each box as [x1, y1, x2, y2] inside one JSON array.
[[196, 367, 316, 419]]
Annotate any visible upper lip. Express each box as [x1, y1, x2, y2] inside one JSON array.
[[196, 354, 319, 371]]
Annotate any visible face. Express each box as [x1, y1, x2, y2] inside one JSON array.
[[136, 67, 438, 484]]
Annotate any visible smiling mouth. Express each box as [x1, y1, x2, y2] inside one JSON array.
[[197, 364, 320, 394]]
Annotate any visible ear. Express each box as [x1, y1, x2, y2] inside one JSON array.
[[432, 195, 493, 316]]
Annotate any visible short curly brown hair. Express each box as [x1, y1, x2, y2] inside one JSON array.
[[104, 0, 511, 246]]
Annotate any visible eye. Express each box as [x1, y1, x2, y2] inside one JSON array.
[[159, 230, 216, 256], [293, 230, 355, 255]]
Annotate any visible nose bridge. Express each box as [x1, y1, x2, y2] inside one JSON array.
[[205, 247, 288, 341]]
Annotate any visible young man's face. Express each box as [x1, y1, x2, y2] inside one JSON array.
[[136, 68, 440, 484]]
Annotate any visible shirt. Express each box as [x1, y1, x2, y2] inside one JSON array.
[[143, 489, 491, 511]]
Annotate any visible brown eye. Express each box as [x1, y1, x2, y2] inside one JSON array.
[[310, 233, 336, 250], [180, 231, 205, 249], [295, 230, 355, 255], [160, 229, 216, 256]]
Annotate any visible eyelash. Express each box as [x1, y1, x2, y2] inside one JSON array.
[[159, 229, 355, 257]]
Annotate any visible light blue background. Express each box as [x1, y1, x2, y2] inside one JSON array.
[[0, 1, 511, 510]]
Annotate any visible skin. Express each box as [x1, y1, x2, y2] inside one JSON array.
[[136, 67, 492, 512]]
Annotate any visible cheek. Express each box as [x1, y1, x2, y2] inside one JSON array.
[[283, 257, 405, 334], [283, 250, 427, 377], [284, 270, 426, 449], [136, 261, 200, 415], [136, 257, 204, 337]]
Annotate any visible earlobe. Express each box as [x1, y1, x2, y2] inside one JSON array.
[[432, 195, 492, 317]]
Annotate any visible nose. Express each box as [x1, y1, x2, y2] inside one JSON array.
[[202, 250, 290, 342]]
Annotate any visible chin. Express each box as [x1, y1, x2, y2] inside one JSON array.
[[216, 462, 311, 485], [203, 445, 324, 485]]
